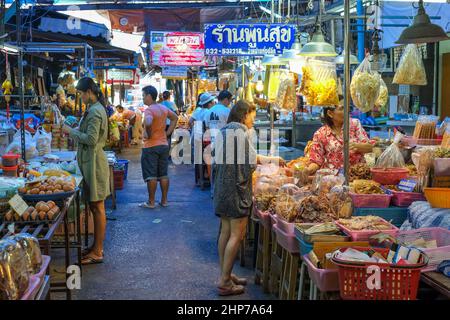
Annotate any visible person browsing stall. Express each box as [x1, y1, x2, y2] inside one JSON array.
[[62, 77, 110, 265], [140, 85, 178, 209], [307, 96, 374, 174]]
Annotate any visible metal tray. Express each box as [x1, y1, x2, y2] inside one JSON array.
[[19, 188, 78, 201]]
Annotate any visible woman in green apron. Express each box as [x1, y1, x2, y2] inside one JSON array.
[[63, 77, 110, 265]]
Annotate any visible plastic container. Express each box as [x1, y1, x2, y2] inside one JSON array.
[[20, 275, 41, 300], [1, 153, 20, 167], [424, 188, 450, 208], [273, 223, 299, 253], [116, 159, 129, 180], [335, 219, 399, 241], [370, 168, 409, 185], [390, 190, 425, 207], [402, 136, 442, 147], [350, 193, 392, 208], [297, 237, 313, 256], [295, 223, 350, 243], [433, 158, 450, 177], [353, 207, 408, 227], [395, 228, 450, 272], [34, 255, 51, 285], [303, 254, 340, 292], [254, 207, 272, 230], [331, 247, 428, 300], [275, 215, 296, 235], [1, 165, 18, 177], [113, 169, 125, 190]]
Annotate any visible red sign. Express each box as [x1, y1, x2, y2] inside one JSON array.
[[151, 31, 205, 67]]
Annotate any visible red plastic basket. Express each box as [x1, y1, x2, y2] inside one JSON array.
[[335, 218, 398, 241], [113, 169, 124, 190], [370, 168, 409, 185], [390, 190, 426, 207], [350, 193, 392, 208], [331, 247, 428, 300], [395, 228, 450, 272], [273, 223, 299, 254], [303, 255, 340, 292]]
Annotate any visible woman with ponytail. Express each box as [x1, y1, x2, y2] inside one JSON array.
[[62, 77, 110, 265]]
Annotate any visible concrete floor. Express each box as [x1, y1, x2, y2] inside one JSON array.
[[54, 145, 272, 300]]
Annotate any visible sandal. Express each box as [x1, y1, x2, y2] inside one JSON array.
[[159, 202, 169, 208], [82, 248, 104, 257], [231, 274, 248, 286], [81, 254, 104, 265], [139, 202, 156, 209], [217, 284, 245, 296]]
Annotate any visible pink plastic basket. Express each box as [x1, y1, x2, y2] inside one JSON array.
[[395, 228, 450, 272], [270, 214, 277, 226], [335, 219, 398, 241], [275, 215, 296, 235], [350, 193, 392, 208], [303, 255, 340, 292], [273, 223, 299, 253], [20, 276, 41, 300], [402, 136, 442, 147], [34, 255, 51, 286], [390, 190, 426, 207]]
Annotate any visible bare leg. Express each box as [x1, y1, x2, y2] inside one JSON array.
[[218, 218, 231, 274], [219, 217, 248, 287], [159, 178, 169, 205], [88, 201, 106, 257], [146, 179, 157, 206]]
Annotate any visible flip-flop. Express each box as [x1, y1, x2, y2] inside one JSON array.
[[159, 202, 169, 207], [139, 202, 156, 209], [231, 275, 248, 286], [217, 284, 245, 296], [81, 255, 104, 265], [82, 248, 104, 257]]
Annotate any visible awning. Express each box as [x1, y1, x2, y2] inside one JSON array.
[[38, 16, 112, 42]]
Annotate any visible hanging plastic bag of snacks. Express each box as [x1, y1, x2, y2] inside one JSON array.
[[375, 132, 406, 168], [350, 56, 381, 112], [300, 58, 339, 106], [393, 44, 427, 86], [275, 72, 297, 111], [375, 78, 388, 108]]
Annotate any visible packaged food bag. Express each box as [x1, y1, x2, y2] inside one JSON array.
[[393, 44, 427, 86], [375, 132, 406, 168], [0, 239, 30, 300], [10, 234, 42, 274], [350, 56, 381, 112], [376, 78, 388, 108], [5, 130, 38, 160], [300, 59, 339, 106], [34, 128, 52, 156]]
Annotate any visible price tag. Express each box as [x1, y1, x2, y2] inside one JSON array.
[[397, 179, 417, 192], [8, 194, 29, 217]]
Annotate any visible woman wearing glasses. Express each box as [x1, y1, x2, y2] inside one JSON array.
[[307, 96, 374, 175]]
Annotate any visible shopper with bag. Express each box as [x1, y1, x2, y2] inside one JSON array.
[[62, 77, 110, 265]]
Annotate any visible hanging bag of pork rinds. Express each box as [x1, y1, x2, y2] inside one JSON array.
[[350, 55, 381, 112], [393, 44, 427, 86]]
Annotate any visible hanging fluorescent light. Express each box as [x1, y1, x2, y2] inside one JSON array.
[[335, 50, 359, 65], [261, 55, 287, 66], [396, 0, 449, 44], [299, 21, 337, 57], [280, 36, 302, 62]]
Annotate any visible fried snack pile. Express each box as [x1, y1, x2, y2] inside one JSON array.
[[349, 163, 372, 182], [296, 195, 335, 223], [255, 193, 277, 212], [338, 216, 393, 231], [350, 179, 384, 194], [376, 79, 388, 107]]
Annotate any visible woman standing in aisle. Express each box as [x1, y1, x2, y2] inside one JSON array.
[[214, 100, 284, 296], [63, 77, 110, 265]]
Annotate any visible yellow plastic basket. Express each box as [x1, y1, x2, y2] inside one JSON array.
[[424, 188, 450, 208]]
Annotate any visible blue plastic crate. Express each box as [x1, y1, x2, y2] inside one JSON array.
[[353, 207, 408, 227], [296, 236, 313, 256]]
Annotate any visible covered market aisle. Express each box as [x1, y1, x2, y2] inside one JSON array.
[[51, 146, 269, 300]]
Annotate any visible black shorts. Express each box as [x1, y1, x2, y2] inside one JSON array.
[[141, 145, 170, 182]]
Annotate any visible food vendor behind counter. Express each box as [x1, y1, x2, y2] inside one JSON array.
[[306, 95, 374, 174]]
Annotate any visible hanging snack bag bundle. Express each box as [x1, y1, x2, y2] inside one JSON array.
[[350, 56, 381, 112], [393, 44, 427, 86]]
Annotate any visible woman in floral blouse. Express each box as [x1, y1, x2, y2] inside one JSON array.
[[307, 101, 374, 174]]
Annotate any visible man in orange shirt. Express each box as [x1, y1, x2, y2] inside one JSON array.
[[139, 86, 178, 209]]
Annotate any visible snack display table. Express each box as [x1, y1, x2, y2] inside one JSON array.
[[421, 271, 450, 299]]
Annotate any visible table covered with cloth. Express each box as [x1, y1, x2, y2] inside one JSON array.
[[400, 201, 450, 230]]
